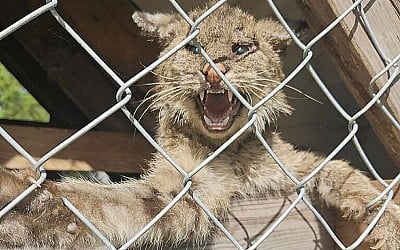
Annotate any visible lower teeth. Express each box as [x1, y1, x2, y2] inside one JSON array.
[[203, 115, 230, 128]]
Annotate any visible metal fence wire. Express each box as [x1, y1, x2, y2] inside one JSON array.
[[0, 0, 399, 249]]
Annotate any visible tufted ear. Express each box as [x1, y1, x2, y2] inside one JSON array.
[[132, 12, 180, 45], [256, 18, 307, 51]]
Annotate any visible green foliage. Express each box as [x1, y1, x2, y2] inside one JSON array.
[[0, 63, 50, 122]]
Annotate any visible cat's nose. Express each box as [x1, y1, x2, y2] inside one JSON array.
[[202, 63, 227, 87]]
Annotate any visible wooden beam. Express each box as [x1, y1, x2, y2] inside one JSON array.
[[0, 36, 90, 128], [0, 0, 159, 132], [298, 0, 400, 166], [0, 124, 154, 173]]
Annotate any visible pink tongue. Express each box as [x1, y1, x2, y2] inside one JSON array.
[[204, 92, 231, 121]]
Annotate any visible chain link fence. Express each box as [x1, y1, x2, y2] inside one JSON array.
[[0, 0, 399, 249]]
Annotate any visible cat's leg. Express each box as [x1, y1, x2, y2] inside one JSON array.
[[266, 135, 399, 249], [0, 167, 95, 249], [310, 159, 400, 249], [0, 166, 39, 209], [0, 156, 236, 249], [0, 167, 33, 248]]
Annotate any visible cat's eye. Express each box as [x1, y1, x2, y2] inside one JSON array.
[[232, 44, 252, 55], [185, 44, 201, 54]]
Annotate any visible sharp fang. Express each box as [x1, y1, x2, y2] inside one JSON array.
[[204, 115, 213, 126], [199, 91, 205, 102], [222, 116, 230, 126], [227, 90, 233, 102]]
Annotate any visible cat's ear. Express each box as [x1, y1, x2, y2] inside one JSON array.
[[132, 12, 180, 44], [256, 19, 307, 51]]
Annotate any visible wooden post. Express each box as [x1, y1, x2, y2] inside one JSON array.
[[297, 0, 400, 167]]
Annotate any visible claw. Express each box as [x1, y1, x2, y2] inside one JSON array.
[[342, 209, 351, 219], [370, 239, 386, 249], [27, 176, 36, 183], [27, 176, 41, 188], [38, 190, 52, 202], [67, 222, 78, 234]]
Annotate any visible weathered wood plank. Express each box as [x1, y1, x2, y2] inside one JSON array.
[[195, 181, 399, 250], [0, 124, 154, 173], [298, 0, 400, 166], [182, 195, 335, 250]]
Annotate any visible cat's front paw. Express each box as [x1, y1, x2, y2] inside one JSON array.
[[366, 205, 400, 250]]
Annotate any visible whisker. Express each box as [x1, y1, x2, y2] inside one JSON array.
[[244, 89, 253, 106], [240, 84, 268, 98], [134, 90, 176, 122], [283, 85, 323, 104], [131, 87, 157, 104], [235, 87, 253, 106], [133, 86, 183, 118], [144, 91, 186, 124], [247, 88, 264, 101], [136, 100, 159, 124], [137, 89, 181, 124], [149, 87, 183, 107], [132, 94, 157, 118], [253, 77, 281, 85], [240, 76, 323, 105], [132, 82, 187, 103], [134, 81, 182, 87], [148, 87, 182, 108]]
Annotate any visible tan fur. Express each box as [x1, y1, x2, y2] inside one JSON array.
[[1, 3, 399, 249]]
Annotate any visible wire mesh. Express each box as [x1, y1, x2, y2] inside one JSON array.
[[0, 0, 399, 249]]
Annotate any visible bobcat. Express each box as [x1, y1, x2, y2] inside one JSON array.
[[0, 2, 399, 249]]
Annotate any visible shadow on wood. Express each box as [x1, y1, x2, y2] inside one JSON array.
[[178, 182, 399, 249]]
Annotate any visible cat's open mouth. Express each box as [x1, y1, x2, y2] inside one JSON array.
[[196, 89, 241, 132]]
